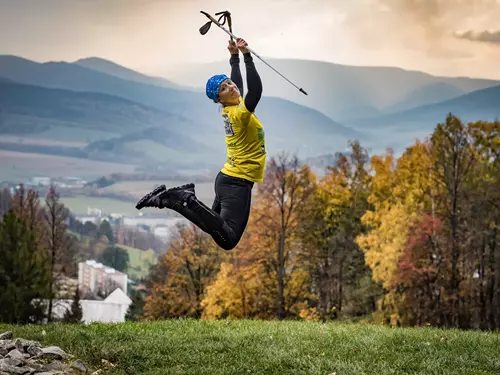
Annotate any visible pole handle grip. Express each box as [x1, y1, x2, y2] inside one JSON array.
[[200, 10, 308, 96], [200, 10, 216, 22]]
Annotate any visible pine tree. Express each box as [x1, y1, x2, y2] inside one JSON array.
[[0, 209, 51, 323], [98, 245, 129, 272], [126, 289, 145, 321], [97, 220, 115, 244], [63, 287, 83, 323]]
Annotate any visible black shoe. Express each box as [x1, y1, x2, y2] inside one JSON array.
[[157, 183, 196, 211], [136, 183, 195, 210], [136, 184, 166, 210]]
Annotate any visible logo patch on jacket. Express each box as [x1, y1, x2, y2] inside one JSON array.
[[223, 113, 234, 136]]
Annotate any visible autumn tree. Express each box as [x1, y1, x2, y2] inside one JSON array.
[[11, 185, 48, 250], [356, 141, 435, 325], [299, 141, 382, 321], [428, 114, 475, 327], [252, 152, 316, 319], [201, 217, 278, 320], [395, 214, 447, 326], [467, 120, 500, 329], [143, 223, 227, 319], [44, 186, 76, 322], [357, 115, 499, 330]]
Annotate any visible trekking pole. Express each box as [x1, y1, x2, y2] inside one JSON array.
[[199, 10, 308, 96], [214, 10, 233, 41]]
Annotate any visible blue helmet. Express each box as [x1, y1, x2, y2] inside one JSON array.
[[206, 74, 229, 103]]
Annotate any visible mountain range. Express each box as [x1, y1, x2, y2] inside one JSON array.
[[162, 58, 500, 122], [0, 54, 499, 181], [74, 57, 184, 91], [0, 55, 361, 173], [346, 84, 500, 131]]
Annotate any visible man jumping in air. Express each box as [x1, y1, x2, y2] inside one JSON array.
[[136, 37, 265, 251]]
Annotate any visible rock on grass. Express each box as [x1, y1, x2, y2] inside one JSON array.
[[0, 330, 90, 374]]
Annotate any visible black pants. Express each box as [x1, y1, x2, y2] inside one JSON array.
[[182, 171, 254, 250]]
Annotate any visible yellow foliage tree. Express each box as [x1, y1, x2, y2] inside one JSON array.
[[201, 260, 275, 320], [252, 153, 317, 319], [143, 222, 227, 320], [298, 141, 380, 321], [202, 153, 316, 320], [356, 142, 434, 325]]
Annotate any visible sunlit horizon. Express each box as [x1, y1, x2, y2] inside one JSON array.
[[1, 0, 500, 80]]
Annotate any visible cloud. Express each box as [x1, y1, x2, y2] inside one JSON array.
[[340, 0, 500, 58], [454, 30, 500, 45]]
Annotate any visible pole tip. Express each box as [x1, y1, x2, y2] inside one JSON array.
[[299, 88, 308, 95]]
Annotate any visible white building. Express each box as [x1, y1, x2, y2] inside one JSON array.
[[78, 260, 128, 296], [50, 288, 132, 323]]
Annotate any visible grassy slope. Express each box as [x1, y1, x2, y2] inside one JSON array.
[[0, 320, 498, 375], [117, 244, 157, 280], [71, 232, 157, 281]]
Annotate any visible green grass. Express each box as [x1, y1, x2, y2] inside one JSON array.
[[118, 244, 157, 280], [0, 320, 498, 375], [71, 233, 158, 281]]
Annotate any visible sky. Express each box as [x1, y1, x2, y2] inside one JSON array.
[[1, 0, 500, 79]]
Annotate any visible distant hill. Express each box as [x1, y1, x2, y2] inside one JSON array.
[[0, 79, 183, 133], [346, 84, 500, 132], [162, 58, 499, 121], [250, 95, 365, 157], [0, 55, 197, 117], [73, 57, 188, 91], [0, 78, 197, 133], [2, 54, 497, 179], [0, 55, 363, 160], [384, 82, 466, 113], [0, 79, 217, 166]]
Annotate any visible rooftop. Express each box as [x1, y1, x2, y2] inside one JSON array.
[[82, 260, 125, 275]]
